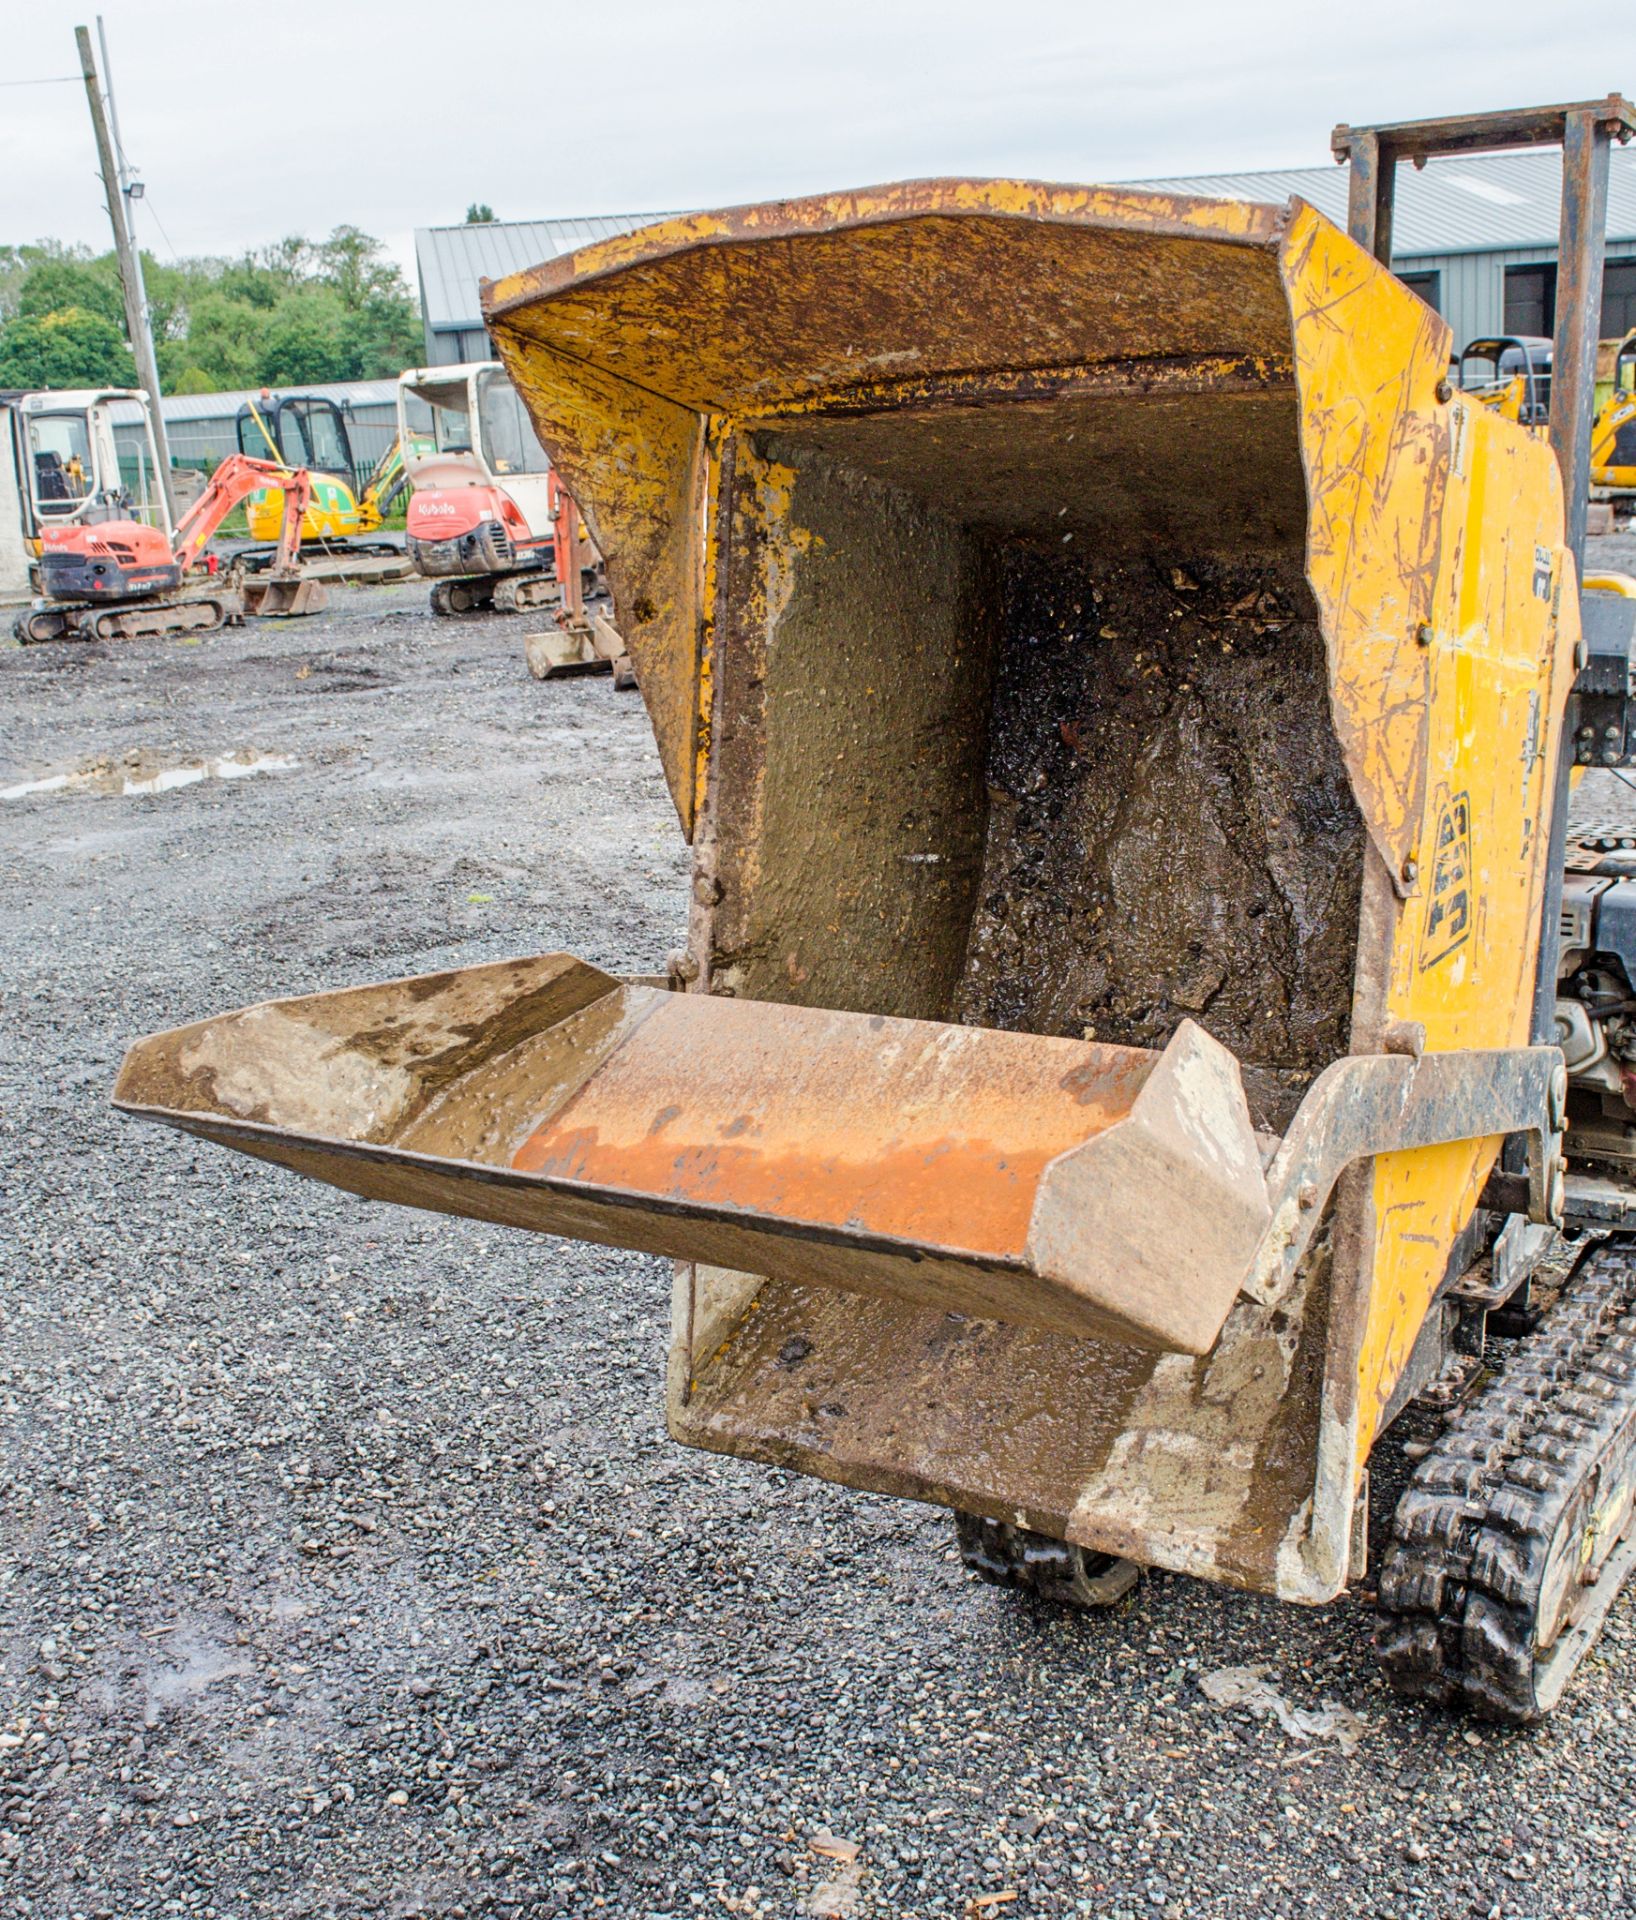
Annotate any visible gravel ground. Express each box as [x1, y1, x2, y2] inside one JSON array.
[[4, 579, 1636, 1920]]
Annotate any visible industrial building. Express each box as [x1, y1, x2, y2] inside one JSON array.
[[106, 379, 402, 508], [415, 146, 1636, 371], [414, 214, 682, 366]]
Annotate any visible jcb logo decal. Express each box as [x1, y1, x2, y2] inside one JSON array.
[[1419, 790, 1471, 969]]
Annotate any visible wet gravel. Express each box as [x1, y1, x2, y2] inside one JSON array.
[[4, 578, 1636, 1920]]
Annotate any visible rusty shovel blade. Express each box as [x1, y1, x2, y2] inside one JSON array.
[[112, 955, 1273, 1352]]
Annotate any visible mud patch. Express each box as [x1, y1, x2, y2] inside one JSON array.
[[293, 650, 398, 695], [957, 545, 1364, 1074]]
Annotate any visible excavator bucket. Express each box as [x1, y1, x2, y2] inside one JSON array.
[[241, 574, 328, 617], [119, 181, 1579, 1604]]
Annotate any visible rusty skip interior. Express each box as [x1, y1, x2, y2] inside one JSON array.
[[665, 229, 1366, 1081]]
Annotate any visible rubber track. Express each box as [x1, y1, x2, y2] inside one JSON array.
[[955, 1512, 1137, 1610], [1374, 1239, 1636, 1722], [492, 574, 557, 614]]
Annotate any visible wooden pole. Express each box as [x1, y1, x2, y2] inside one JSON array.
[[76, 23, 176, 530]]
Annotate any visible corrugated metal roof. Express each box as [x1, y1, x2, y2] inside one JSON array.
[[1125, 146, 1636, 260], [105, 379, 401, 427], [415, 151, 1636, 337], [416, 214, 682, 331]]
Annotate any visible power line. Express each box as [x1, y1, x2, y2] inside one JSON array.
[[139, 191, 181, 264], [0, 74, 79, 87]]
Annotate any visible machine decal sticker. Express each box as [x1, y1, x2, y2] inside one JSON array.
[[1419, 789, 1472, 969]]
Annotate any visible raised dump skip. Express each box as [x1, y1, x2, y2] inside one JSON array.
[[473, 182, 1571, 1596], [118, 182, 1575, 1605]]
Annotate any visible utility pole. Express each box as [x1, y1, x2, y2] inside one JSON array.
[[76, 21, 176, 529]]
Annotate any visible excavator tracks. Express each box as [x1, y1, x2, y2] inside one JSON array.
[[81, 593, 239, 642], [428, 574, 558, 618], [1375, 1238, 1636, 1722], [955, 1512, 1140, 1611], [492, 573, 558, 614], [13, 593, 240, 645]]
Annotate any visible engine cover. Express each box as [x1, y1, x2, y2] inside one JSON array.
[[406, 484, 548, 577], [39, 519, 182, 602]]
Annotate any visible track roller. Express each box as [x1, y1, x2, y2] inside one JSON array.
[[429, 579, 495, 616], [956, 1512, 1141, 1611]]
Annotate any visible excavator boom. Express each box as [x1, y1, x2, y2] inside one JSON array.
[[172, 455, 313, 576]]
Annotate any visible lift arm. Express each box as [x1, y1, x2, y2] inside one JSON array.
[[171, 454, 315, 577]]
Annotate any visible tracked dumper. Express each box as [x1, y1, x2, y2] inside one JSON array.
[[116, 99, 1636, 1721]]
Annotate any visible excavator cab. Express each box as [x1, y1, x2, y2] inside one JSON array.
[[1455, 334, 1554, 425], [397, 364, 553, 507], [1591, 330, 1636, 491], [13, 390, 151, 535], [236, 394, 357, 484], [235, 392, 380, 542], [1, 388, 166, 605], [398, 363, 563, 614]]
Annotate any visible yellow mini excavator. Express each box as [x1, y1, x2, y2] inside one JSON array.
[[1591, 328, 1636, 492], [117, 96, 1636, 1723]]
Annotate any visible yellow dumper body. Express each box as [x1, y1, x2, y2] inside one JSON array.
[[116, 182, 1576, 1608]]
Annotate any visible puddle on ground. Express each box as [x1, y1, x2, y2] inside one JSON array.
[[0, 749, 298, 802]]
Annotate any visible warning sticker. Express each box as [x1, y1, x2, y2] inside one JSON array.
[[1419, 789, 1472, 970]]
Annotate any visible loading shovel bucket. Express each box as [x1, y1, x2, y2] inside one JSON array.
[[115, 954, 1558, 1357], [121, 178, 1580, 1605]]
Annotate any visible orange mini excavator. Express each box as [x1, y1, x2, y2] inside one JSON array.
[[14, 453, 327, 644]]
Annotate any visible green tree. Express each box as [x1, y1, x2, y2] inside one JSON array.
[[0, 224, 422, 395], [0, 245, 40, 324], [0, 241, 106, 325], [346, 287, 423, 380], [143, 253, 222, 350], [256, 289, 355, 384], [18, 256, 125, 328], [315, 225, 395, 304], [465, 202, 495, 224], [0, 307, 137, 388]]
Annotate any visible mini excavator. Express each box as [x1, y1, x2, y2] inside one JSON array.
[[15, 453, 326, 644]]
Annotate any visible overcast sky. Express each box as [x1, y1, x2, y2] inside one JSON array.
[[1, 0, 1620, 282]]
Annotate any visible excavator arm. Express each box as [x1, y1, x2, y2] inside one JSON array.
[[172, 453, 327, 617], [359, 431, 432, 520], [172, 455, 315, 576]]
